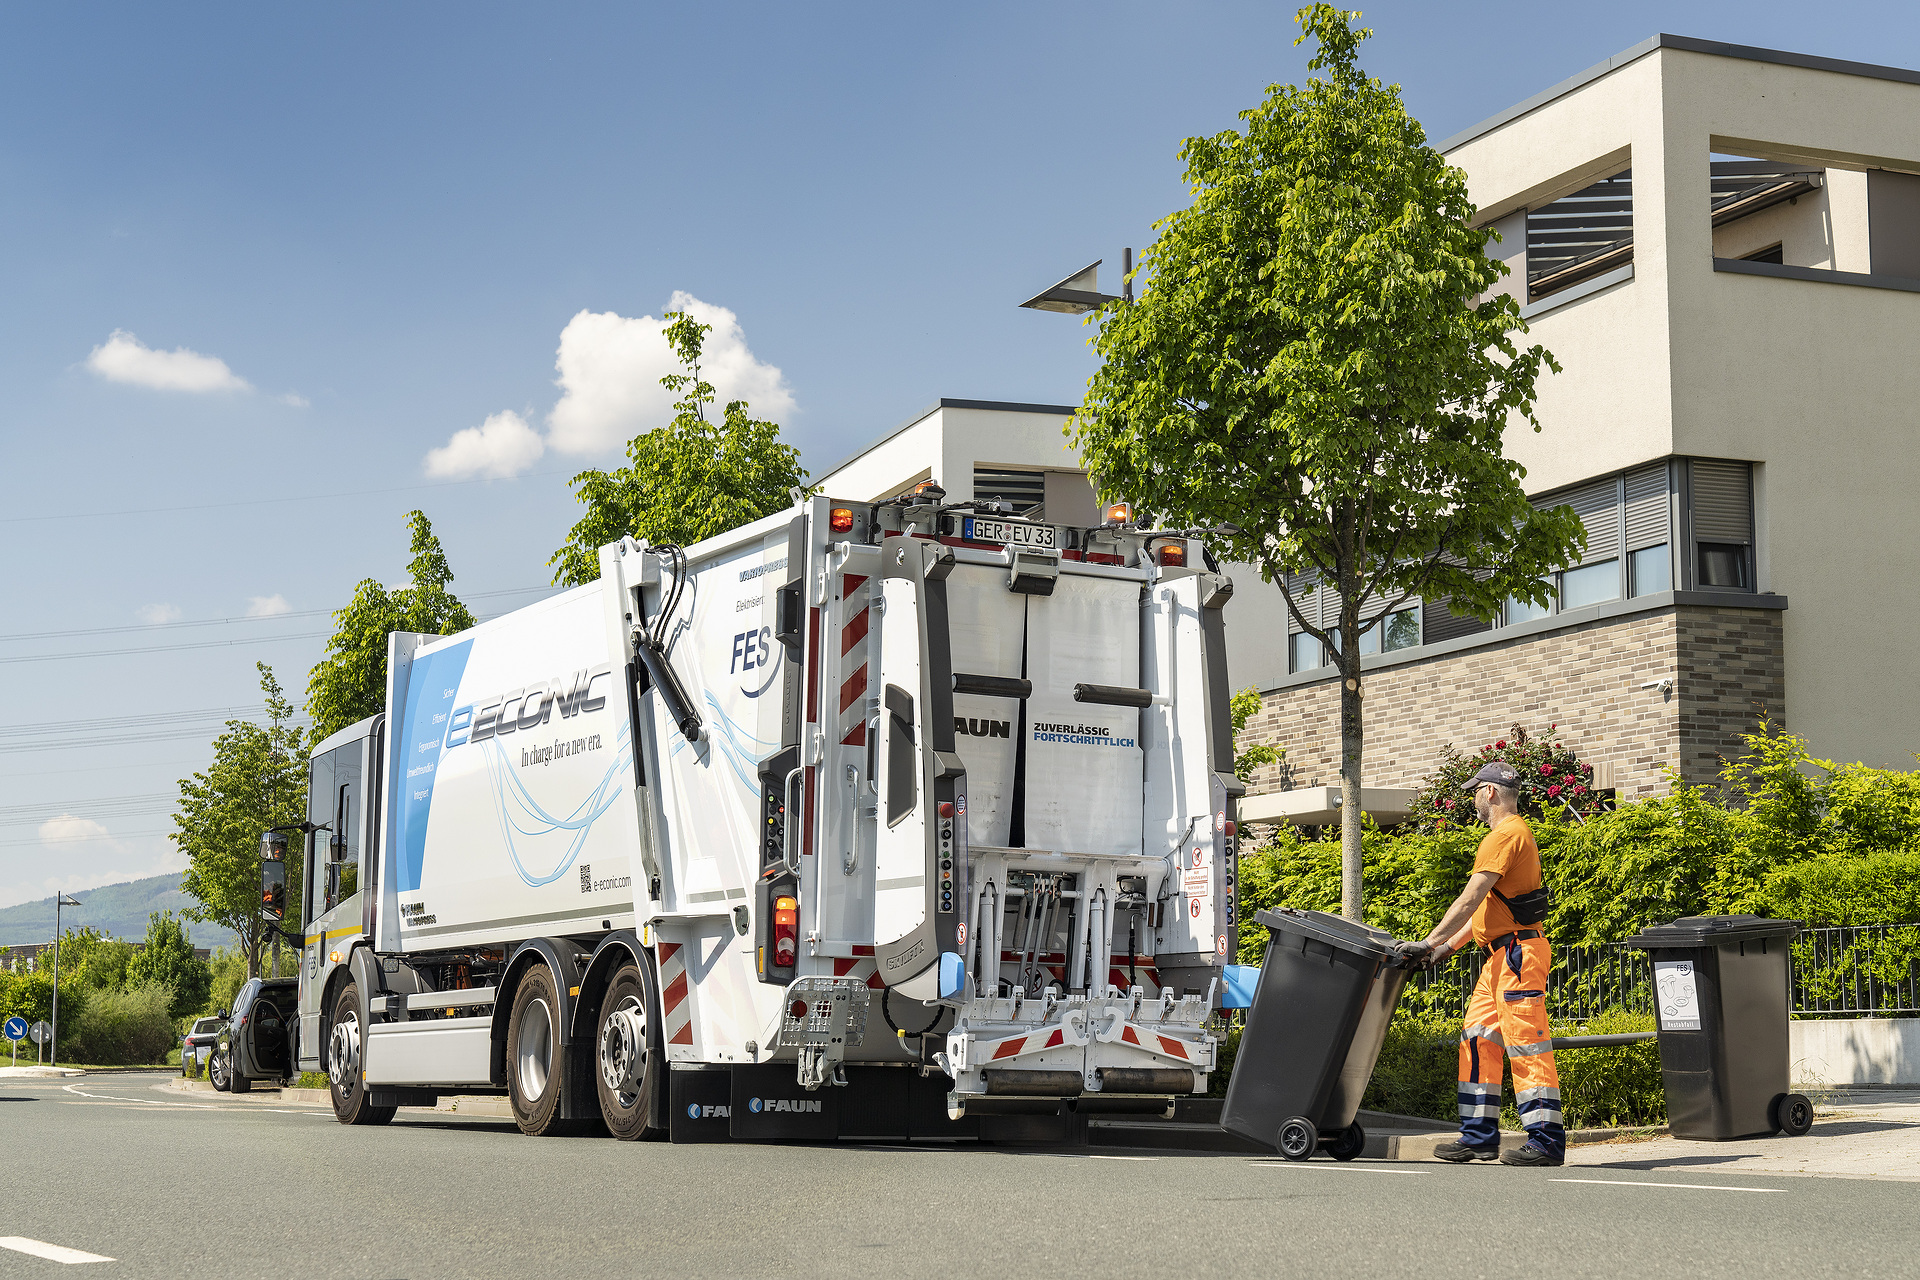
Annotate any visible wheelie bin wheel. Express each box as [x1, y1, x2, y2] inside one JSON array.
[[1277, 1116, 1318, 1161], [1326, 1122, 1365, 1162], [1771, 1092, 1814, 1136]]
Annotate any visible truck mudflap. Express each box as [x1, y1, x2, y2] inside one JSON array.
[[937, 986, 1214, 1105]]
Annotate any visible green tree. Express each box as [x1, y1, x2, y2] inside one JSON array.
[[50, 926, 136, 991], [306, 510, 476, 746], [177, 664, 307, 980], [1068, 6, 1583, 919], [548, 311, 810, 586], [125, 911, 212, 1020]]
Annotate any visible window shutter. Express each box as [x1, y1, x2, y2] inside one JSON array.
[[1547, 478, 1620, 563], [1283, 570, 1319, 634], [1624, 463, 1670, 549], [1422, 597, 1493, 644], [971, 466, 1046, 514], [1691, 460, 1753, 544]]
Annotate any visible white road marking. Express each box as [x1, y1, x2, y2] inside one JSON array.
[[1251, 1162, 1431, 1175], [0, 1236, 114, 1264], [1552, 1178, 1787, 1193], [1088, 1155, 1156, 1161]]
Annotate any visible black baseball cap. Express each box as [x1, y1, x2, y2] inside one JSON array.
[[1461, 762, 1520, 792]]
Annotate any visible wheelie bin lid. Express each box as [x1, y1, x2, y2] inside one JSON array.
[[1623, 914, 1802, 949], [1254, 908, 1402, 962]]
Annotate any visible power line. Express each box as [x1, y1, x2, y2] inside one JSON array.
[[0, 471, 585, 525], [0, 585, 557, 644], [0, 829, 173, 849]]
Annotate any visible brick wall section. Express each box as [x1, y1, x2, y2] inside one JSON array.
[[1675, 608, 1788, 784], [1239, 605, 1785, 803]]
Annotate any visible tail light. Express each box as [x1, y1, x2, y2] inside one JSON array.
[[830, 507, 854, 533], [773, 896, 798, 967], [1156, 543, 1186, 567], [756, 872, 800, 984]]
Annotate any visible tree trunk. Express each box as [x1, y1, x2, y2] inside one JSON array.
[[1339, 659, 1364, 922]]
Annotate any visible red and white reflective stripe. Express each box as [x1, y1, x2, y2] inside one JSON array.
[[1114, 1023, 1195, 1062], [657, 941, 693, 1046], [980, 1026, 1070, 1063], [832, 943, 884, 990], [838, 575, 871, 746]]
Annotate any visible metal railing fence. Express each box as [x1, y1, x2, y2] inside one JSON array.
[[1405, 923, 1920, 1022]]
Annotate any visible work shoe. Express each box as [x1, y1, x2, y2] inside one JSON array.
[[1499, 1140, 1564, 1168], [1433, 1140, 1500, 1163]]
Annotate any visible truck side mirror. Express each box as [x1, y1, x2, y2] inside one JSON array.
[[260, 831, 288, 921], [261, 859, 287, 922]]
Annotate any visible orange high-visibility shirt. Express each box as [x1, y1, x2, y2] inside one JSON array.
[[1469, 814, 1541, 946]]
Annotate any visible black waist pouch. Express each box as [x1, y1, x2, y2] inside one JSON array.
[[1494, 885, 1553, 926]]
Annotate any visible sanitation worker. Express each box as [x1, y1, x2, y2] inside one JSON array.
[[1417, 761, 1564, 1167]]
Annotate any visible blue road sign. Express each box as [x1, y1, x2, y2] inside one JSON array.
[[3, 1017, 25, 1041]]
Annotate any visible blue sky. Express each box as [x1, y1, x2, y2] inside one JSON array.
[[5, 2, 1918, 915]]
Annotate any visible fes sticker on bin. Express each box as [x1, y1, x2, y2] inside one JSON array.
[[1654, 960, 1702, 1030]]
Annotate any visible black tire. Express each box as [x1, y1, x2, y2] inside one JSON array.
[[1772, 1092, 1814, 1137], [229, 1062, 251, 1093], [594, 962, 665, 1140], [1277, 1115, 1318, 1161], [209, 1052, 230, 1092], [329, 982, 396, 1126], [1326, 1121, 1365, 1162], [507, 964, 577, 1137]]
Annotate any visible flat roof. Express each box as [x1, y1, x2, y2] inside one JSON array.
[[1439, 33, 1920, 155], [813, 397, 1080, 483]]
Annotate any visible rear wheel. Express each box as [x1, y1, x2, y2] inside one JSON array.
[[1326, 1121, 1365, 1162], [595, 963, 663, 1140], [1772, 1092, 1814, 1136], [328, 982, 395, 1126], [229, 1062, 252, 1093], [507, 964, 576, 1136]]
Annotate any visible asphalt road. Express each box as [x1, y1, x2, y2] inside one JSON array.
[[2, 1072, 1913, 1279]]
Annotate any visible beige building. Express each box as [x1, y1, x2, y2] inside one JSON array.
[[1229, 34, 1920, 801], [810, 36, 1920, 804]]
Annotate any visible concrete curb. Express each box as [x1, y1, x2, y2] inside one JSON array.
[[0, 1066, 85, 1078], [158, 1077, 512, 1118]]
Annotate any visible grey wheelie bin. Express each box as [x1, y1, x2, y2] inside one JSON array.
[[1623, 915, 1811, 1140], [1221, 908, 1418, 1161]]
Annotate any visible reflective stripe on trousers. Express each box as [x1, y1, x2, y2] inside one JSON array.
[[1456, 935, 1564, 1156]]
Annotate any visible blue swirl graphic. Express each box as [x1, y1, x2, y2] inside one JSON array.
[[481, 715, 634, 887]]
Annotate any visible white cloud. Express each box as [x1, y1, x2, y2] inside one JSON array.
[[245, 594, 292, 617], [546, 293, 795, 456], [38, 815, 116, 847], [419, 292, 793, 481], [279, 392, 310, 408], [137, 603, 181, 625], [423, 409, 547, 481], [86, 329, 251, 393]]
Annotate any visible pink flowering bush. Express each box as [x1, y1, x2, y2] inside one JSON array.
[[1405, 723, 1604, 832]]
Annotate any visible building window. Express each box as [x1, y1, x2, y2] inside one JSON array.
[[1629, 544, 1670, 596], [1380, 608, 1420, 652], [1741, 243, 1784, 264], [1528, 169, 1633, 302], [1561, 559, 1621, 610], [1289, 632, 1322, 674], [1697, 544, 1751, 589], [1504, 592, 1552, 625]]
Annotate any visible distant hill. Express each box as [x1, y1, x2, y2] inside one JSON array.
[[0, 873, 236, 949]]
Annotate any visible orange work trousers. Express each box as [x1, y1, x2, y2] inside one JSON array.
[[1457, 934, 1564, 1156]]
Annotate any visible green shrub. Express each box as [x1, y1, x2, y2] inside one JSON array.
[[1360, 1009, 1459, 1121], [64, 980, 177, 1066]]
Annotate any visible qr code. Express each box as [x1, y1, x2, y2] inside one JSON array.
[[579, 863, 592, 894]]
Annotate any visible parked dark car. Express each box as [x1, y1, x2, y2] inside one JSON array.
[[215, 977, 298, 1092], [181, 1014, 227, 1082]]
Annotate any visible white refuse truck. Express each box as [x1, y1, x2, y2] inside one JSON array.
[[260, 485, 1246, 1140]]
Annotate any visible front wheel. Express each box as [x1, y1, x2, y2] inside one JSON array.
[[595, 963, 663, 1140], [209, 1052, 230, 1092], [1277, 1116, 1318, 1161], [1772, 1092, 1814, 1137], [329, 982, 395, 1126]]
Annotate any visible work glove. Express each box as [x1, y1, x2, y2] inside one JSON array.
[[1390, 940, 1435, 969]]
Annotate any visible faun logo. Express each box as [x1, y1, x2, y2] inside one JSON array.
[[748, 1096, 822, 1114], [954, 717, 1011, 739], [445, 665, 613, 748]]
